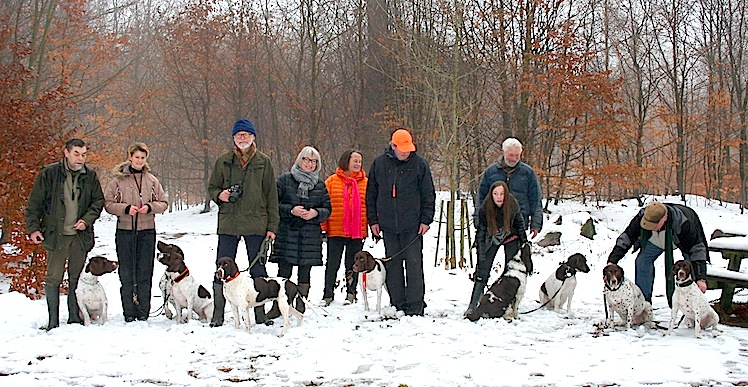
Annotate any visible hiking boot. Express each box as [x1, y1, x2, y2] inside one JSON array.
[[323, 297, 333, 306], [343, 293, 356, 305]]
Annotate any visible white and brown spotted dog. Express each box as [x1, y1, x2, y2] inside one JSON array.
[[539, 253, 590, 314], [667, 260, 720, 338], [352, 251, 387, 313], [603, 263, 653, 329], [215, 257, 307, 337], [157, 241, 213, 324], [76, 256, 119, 326], [466, 243, 533, 322]]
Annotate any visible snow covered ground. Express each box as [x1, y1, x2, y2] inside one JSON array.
[[1, 194, 747, 386]]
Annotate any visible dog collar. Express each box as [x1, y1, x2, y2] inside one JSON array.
[[676, 279, 694, 287], [225, 271, 240, 283], [605, 282, 623, 291], [173, 268, 190, 283]]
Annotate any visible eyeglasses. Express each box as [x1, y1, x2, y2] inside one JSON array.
[[302, 157, 318, 164], [234, 132, 253, 139]]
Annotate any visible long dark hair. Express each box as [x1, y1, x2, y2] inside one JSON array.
[[481, 181, 518, 236]]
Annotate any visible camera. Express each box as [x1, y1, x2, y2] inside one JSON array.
[[228, 184, 243, 203]]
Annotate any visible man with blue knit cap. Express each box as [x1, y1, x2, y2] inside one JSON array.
[[207, 118, 279, 326]]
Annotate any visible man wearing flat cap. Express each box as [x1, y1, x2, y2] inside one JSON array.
[[607, 201, 709, 306]]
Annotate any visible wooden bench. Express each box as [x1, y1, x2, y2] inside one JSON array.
[[707, 235, 748, 310]]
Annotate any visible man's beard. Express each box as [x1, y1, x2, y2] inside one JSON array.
[[504, 159, 519, 168]]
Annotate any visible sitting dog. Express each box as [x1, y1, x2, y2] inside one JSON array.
[[667, 260, 720, 338], [215, 257, 306, 337], [76, 256, 119, 326], [539, 253, 590, 314], [156, 241, 179, 320], [466, 243, 533, 322], [157, 241, 213, 324], [352, 251, 387, 313], [603, 263, 653, 329]]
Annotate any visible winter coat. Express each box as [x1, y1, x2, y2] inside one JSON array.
[[207, 147, 280, 236], [104, 162, 169, 231], [25, 160, 104, 252], [607, 203, 709, 264], [321, 167, 368, 238], [366, 148, 436, 234], [477, 157, 543, 231], [270, 172, 332, 266], [475, 195, 527, 261]]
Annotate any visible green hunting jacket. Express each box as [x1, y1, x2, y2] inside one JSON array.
[[25, 160, 104, 252], [207, 147, 280, 236]]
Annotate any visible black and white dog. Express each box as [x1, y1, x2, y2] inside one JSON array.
[[539, 253, 590, 314], [215, 257, 308, 337], [156, 241, 213, 324], [76, 256, 119, 326], [466, 243, 533, 322], [666, 260, 720, 338], [602, 263, 653, 329], [352, 251, 387, 313]]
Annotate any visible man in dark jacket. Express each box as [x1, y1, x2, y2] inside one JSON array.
[[366, 128, 436, 316], [207, 118, 280, 327], [476, 138, 543, 238], [607, 201, 709, 305], [25, 138, 105, 330]]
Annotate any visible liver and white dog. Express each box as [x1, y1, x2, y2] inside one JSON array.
[[76, 256, 119, 326], [539, 253, 590, 314], [667, 260, 720, 338], [602, 263, 653, 329], [466, 243, 533, 322], [352, 251, 387, 313], [156, 241, 213, 324], [215, 257, 306, 337]]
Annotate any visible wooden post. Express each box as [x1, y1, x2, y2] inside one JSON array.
[[434, 199, 444, 267]]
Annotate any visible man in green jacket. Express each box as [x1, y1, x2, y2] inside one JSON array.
[[25, 138, 105, 330], [207, 119, 280, 327]]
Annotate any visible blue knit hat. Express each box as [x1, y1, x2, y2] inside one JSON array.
[[232, 119, 256, 137]]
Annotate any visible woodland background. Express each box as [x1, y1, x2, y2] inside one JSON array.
[[1, 0, 747, 295]]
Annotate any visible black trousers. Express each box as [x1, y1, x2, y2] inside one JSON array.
[[215, 234, 268, 282], [323, 237, 364, 299], [116, 228, 156, 319], [382, 230, 424, 315], [474, 238, 520, 284]]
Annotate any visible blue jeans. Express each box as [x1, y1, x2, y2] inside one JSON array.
[[215, 234, 268, 282], [635, 241, 690, 303]]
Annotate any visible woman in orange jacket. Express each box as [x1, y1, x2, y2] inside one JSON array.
[[321, 150, 368, 305]]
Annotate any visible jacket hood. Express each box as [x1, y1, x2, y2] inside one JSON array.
[[112, 161, 151, 177]]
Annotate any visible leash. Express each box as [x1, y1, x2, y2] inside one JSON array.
[[381, 234, 421, 263], [240, 237, 273, 273], [521, 278, 566, 315]]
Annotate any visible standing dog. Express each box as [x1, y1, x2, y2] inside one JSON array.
[[667, 260, 720, 338], [352, 251, 387, 313], [156, 241, 213, 324], [539, 253, 590, 314], [76, 256, 119, 326], [603, 263, 653, 329], [466, 243, 533, 322], [215, 257, 306, 337]]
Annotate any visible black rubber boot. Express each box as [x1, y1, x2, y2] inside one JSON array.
[[254, 305, 274, 326], [210, 282, 225, 327], [45, 285, 60, 331], [464, 280, 487, 317], [67, 279, 83, 324], [296, 283, 310, 314]]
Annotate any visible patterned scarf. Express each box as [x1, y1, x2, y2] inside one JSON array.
[[291, 164, 319, 199], [339, 168, 363, 239]]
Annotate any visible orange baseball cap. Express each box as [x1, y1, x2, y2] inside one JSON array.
[[392, 129, 416, 152]]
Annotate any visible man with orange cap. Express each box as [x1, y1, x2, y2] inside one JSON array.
[[366, 128, 436, 316], [607, 201, 709, 306]]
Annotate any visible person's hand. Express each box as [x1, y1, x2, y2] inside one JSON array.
[[29, 231, 44, 244], [418, 223, 430, 236], [73, 219, 87, 231], [128, 205, 139, 216], [697, 280, 707, 293], [266, 231, 276, 241], [136, 205, 149, 214], [218, 189, 232, 202], [291, 205, 304, 217], [300, 208, 318, 221], [370, 224, 381, 241], [529, 229, 539, 239]]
